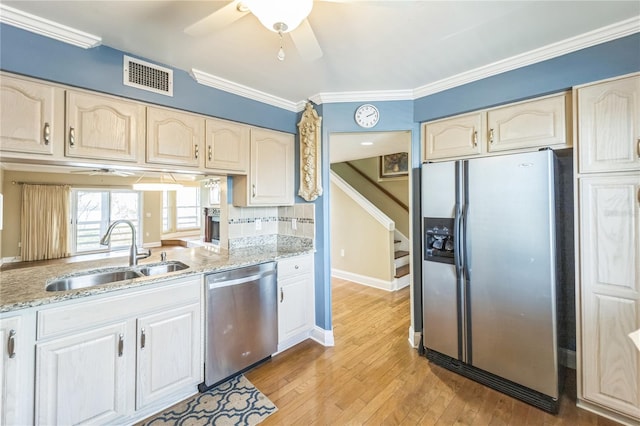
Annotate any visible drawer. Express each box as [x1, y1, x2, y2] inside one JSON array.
[[277, 254, 313, 278], [37, 276, 201, 340]]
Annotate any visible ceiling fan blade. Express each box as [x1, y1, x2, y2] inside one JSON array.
[[184, 1, 248, 37], [290, 19, 323, 62]]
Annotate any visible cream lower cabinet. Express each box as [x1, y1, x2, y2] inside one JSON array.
[[0, 74, 62, 157], [65, 90, 145, 162], [578, 173, 640, 423], [205, 118, 249, 173], [1, 311, 36, 426], [34, 276, 202, 425], [146, 106, 205, 168], [277, 254, 315, 352], [233, 128, 294, 206]]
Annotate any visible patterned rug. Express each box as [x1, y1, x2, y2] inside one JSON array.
[[140, 375, 277, 426]]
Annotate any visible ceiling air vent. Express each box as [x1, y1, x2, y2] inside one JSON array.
[[123, 55, 173, 96]]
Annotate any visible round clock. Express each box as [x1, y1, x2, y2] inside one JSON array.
[[354, 104, 380, 128]]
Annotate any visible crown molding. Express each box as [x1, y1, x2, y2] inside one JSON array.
[[309, 89, 414, 105], [0, 4, 101, 49], [412, 16, 640, 100], [190, 68, 299, 112]]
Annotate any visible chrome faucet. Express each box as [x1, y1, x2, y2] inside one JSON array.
[[100, 219, 151, 266]]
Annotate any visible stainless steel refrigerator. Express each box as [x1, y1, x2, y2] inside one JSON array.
[[421, 149, 569, 413]]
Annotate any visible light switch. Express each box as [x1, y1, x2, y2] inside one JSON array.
[[255, 218, 262, 230], [292, 218, 297, 230]]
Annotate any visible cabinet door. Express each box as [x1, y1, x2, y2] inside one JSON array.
[[66, 90, 144, 162], [277, 255, 314, 348], [205, 118, 249, 173], [0, 316, 21, 426], [580, 174, 640, 419], [146, 107, 204, 168], [487, 93, 568, 152], [578, 75, 640, 173], [0, 76, 57, 155], [422, 112, 484, 160], [136, 302, 201, 409], [251, 129, 294, 205], [35, 322, 130, 425]]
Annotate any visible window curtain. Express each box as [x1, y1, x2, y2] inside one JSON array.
[[20, 184, 71, 261]]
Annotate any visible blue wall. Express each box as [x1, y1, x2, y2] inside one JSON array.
[[1, 21, 639, 335]]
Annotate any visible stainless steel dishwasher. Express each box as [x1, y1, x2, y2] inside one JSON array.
[[200, 262, 277, 390]]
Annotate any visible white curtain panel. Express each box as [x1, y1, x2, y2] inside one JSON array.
[[20, 184, 70, 261]]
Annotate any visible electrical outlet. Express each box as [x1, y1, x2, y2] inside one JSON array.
[[255, 218, 262, 230], [292, 218, 297, 230]]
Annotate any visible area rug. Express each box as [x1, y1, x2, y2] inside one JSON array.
[[140, 375, 277, 426]]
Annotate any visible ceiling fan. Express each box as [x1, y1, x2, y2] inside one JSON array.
[[184, 0, 349, 61]]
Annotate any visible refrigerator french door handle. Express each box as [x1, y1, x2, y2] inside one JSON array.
[[462, 202, 470, 282], [454, 203, 463, 276]]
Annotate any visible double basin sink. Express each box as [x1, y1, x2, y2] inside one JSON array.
[[45, 261, 189, 292]]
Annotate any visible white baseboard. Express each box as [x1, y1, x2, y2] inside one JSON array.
[[559, 348, 576, 369], [310, 326, 335, 347], [332, 269, 395, 292], [394, 274, 411, 290], [276, 331, 312, 355], [408, 326, 421, 348], [2, 256, 21, 264]]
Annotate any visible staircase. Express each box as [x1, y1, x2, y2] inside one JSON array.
[[393, 234, 411, 290]]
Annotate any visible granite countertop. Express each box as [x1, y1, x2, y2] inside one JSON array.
[[0, 243, 314, 314]]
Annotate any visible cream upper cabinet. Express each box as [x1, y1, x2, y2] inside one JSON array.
[[578, 173, 640, 421], [422, 112, 484, 160], [65, 90, 145, 162], [146, 107, 204, 168], [0, 75, 61, 156], [204, 118, 250, 173], [233, 128, 294, 206], [577, 74, 640, 173], [487, 93, 569, 152], [277, 254, 315, 352]]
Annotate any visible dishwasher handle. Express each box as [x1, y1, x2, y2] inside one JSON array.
[[207, 272, 272, 289]]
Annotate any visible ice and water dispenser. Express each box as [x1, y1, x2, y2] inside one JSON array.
[[423, 218, 455, 264]]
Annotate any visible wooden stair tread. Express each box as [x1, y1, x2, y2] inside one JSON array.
[[395, 264, 410, 278], [394, 250, 409, 259]]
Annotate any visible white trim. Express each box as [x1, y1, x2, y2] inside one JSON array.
[[309, 89, 414, 105], [0, 4, 101, 49], [408, 326, 420, 349], [332, 268, 395, 292], [330, 171, 394, 231], [1, 256, 22, 264], [577, 399, 639, 426], [412, 16, 640, 100], [310, 326, 335, 347], [190, 68, 299, 112]]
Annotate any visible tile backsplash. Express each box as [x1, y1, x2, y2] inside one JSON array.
[[227, 203, 315, 241]]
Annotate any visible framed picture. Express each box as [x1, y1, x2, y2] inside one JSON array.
[[379, 152, 409, 180]]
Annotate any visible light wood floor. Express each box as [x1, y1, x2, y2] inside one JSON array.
[[246, 277, 619, 426]]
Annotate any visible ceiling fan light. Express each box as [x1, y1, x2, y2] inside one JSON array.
[[244, 0, 313, 33]]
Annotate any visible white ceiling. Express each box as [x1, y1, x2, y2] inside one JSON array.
[[2, 1, 638, 106]]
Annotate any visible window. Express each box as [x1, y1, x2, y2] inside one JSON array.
[[72, 189, 141, 254], [163, 187, 201, 233]]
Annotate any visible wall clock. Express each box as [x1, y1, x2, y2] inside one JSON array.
[[354, 104, 380, 128]]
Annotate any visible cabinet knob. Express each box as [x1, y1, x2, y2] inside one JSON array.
[[489, 128, 495, 144], [118, 333, 124, 357], [69, 127, 75, 147], [43, 123, 50, 145], [7, 329, 16, 359]]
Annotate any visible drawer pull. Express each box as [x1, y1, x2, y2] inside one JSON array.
[[472, 131, 478, 147], [118, 333, 124, 357], [489, 128, 495, 144], [140, 328, 146, 350], [7, 330, 16, 359], [43, 123, 50, 145], [69, 127, 75, 147], [280, 288, 284, 303]]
